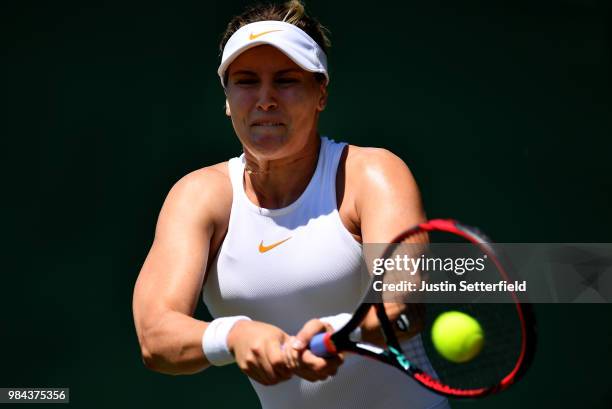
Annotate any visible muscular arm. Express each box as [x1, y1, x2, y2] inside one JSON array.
[[133, 166, 230, 375], [353, 148, 426, 243], [352, 148, 427, 342], [133, 166, 300, 384]]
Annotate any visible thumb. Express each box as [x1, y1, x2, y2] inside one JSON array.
[[294, 319, 328, 351]]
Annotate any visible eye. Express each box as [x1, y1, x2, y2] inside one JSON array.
[[235, 78, 258, 85], [276, 77, 299, 85]]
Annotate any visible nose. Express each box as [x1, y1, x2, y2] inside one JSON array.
[[256, 82, 278, 112]]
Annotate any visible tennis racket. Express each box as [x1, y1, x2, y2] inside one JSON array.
[[309, 219, 536, 398]]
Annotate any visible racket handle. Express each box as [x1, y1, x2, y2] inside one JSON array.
[[309, 333, 335, 357]]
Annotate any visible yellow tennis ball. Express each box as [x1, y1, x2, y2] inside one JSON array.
[[431, 311, 484, 363]]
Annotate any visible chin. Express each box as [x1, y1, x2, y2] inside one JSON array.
[[247, 132, 290, 158]]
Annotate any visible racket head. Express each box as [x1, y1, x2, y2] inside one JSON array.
[[312, 219, 537, 399]]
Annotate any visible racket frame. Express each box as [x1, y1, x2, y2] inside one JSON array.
[[315, 219, 537, 398]]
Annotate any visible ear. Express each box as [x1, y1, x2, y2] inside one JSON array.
[[225, 99, 231, 117], [316, 83, 328, 112]]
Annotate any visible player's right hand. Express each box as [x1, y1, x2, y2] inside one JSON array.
[[283, 319, 344, 382], [226, 320, 293, 386]]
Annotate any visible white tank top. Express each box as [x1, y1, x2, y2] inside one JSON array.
[[203, 137, 448, 409]]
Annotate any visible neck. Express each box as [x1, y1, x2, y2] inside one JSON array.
[[243, 136, 321, 209]]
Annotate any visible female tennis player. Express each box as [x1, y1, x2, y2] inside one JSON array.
[[133, 1, 449, 408]]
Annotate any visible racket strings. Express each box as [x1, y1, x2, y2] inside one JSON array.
[[418, 304, 522, 390], [401, 334, 437, 377], [389, 229, 524, 391]]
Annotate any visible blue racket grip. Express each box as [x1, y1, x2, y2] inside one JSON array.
[[309, 333, 335, 358]]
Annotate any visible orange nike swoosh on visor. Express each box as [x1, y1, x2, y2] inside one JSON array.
[[258, 237, 291, 253], [249, 30, 283, 40]]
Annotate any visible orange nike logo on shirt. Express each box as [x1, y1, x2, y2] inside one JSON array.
[[258, 237, 291, 253], [249, 30, 282, 40]]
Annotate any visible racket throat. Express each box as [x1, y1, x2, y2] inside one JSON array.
[[388, 346, 412, 371], [375, 304, 403, 350]]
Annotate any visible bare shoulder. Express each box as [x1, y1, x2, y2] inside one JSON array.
[[158, 162, 232, 233], [173, 162, 230, 194], [167, 162, 230, 205], [342, 145, 425, 241], [344, 145, 417, 189]]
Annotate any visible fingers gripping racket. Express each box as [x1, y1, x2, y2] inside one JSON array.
[[309, 219, 536, 398]]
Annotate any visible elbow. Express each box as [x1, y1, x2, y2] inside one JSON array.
[[135, 313, 169, 373], [138, 338, 209, 375], [139, 342, 175, 374], [139, 339, 163, 372], [141, 348, 156, 371], [136, 325, 168, 373], [134, 311, 210, 375]]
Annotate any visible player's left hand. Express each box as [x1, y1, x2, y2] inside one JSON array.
[[283, 319, 344, 382]]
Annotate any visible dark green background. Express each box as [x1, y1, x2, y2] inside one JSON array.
[[2, 0, 611, 407]]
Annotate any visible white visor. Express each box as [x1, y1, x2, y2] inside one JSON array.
[[218, 20, 329, 87]]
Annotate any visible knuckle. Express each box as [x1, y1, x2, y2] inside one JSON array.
[[285, 357, 296, 370], [251, 345, 263, 357], [246, 361, 260, 372]]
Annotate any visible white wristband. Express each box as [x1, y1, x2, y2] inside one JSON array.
[[202, 316, 251, 366], [319, 313, 362, 342]]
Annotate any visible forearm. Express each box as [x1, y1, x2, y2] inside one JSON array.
[[137, 310, 209, 375]]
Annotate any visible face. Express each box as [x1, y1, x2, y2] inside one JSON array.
[[224, 45, 327, 160]]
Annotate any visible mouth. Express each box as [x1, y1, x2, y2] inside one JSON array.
[[250, 120, 285, 128]]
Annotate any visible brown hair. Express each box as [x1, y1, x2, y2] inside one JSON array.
[[219, 0, 331, 85]]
